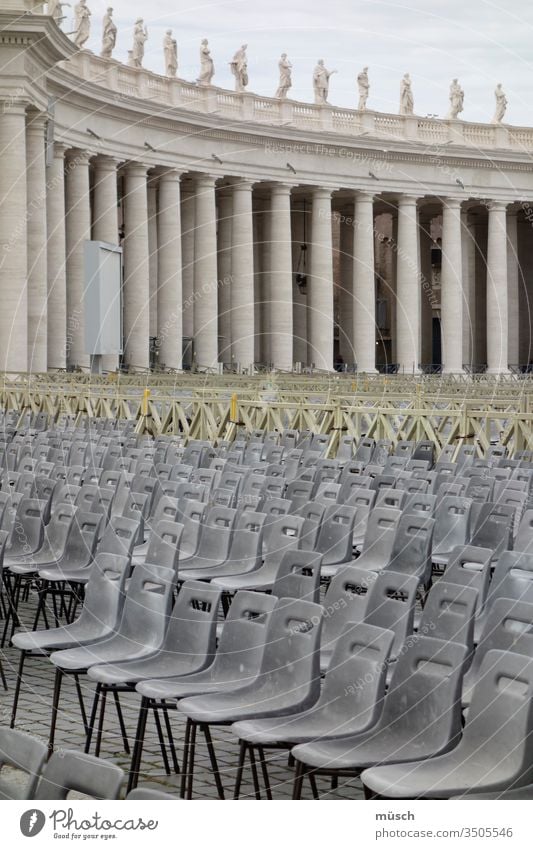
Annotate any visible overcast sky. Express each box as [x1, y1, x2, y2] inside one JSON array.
[[73, 0, 533, 126]]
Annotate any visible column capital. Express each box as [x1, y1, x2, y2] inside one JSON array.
[[52, 142, 69, 160], [0, 99, 28, 117], [269, 182, 295, 195], [354, 190, 375, 204], [311, 186, 333, 200], [193, 172, 218, 189], [91, 154, 121, 173], [65, 148, 92, 167], [158, 167, 186, 183], [487, 199, 509, 212], [26, 111, 47, 134], [442, 197, 463, 210], [122, 161, 150, 178], [397, 194, 419, 208], [230, 178, 255, 192]]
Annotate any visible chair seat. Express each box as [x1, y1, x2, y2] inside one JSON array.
[[292, 729, 440, 772], [87, 651, 203, 686], [12, 622, 113, 653], [232, 702, 374, 746], [50, 635, 161, 672], [179, 677, 316, 725]]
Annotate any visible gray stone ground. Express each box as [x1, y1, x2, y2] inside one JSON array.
[[0, 593, 363, 801]]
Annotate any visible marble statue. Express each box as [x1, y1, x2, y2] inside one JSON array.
[[47, 0, 70, 25], [73, 0, 91, 48], [357, 66, 369, 111], [197, 38, 214, 85], [100, 7, 116, 59], [447, 78, 464, 120], [275, 53, 292, 99], [313, 59, 336, 105], [492, 83, 507, 124], [164, 29, 178, 77], [132, 18, 148, 69], [399, 72, 414, 115], [230, 44, 248, 92]]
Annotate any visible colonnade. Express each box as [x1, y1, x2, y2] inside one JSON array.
[[1, 103, 530, 375]]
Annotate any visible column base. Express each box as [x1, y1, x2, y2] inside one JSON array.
[[442, 367, 465, 375], [357, 368, 378, 375], [486, 368, 511, 376]]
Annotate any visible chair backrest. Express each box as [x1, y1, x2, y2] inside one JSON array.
[[226, 511, 266, 570], [0, 728, 47, 800], [272, 550, 323, 603], [514, 509, 533, 554], [207, 590, 277, 680], [468, 598, 533, 683], [419, 581, 478, 649], [432, 496, 472, 553], [115, 562, 176, 647], [257, 597, 323, 710], [144, 520, 183, 572], [321, 564, 378, 652], [74, 553, 130, 636], [459, 649, 533, 769], [386, 513, 435, 585], [356, 506, 401, 571], [355, 437, 375, 464], [379, 636, 467, 744], [97, 516, 140, 560], [9, 497, 44, 553], [364, 570, 419, 659], [470, 502, 514, 556], [160, 580, 221, 671], [33, 750, 124, 800], [177, 499, 206, 558], [375, 488, 407, 510], [317, 504, 356, 565], [263, 513, 304, 565], [405, 492, 436, 515], [486, 550, 533, 611], [441, 544, 493, 614]]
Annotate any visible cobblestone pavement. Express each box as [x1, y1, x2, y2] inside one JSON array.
[[0, 594, 364, 801]]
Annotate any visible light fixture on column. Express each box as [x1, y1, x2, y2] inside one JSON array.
[[295, 199, 308, 295], [368, 170, 379, 180], [286, 162, 297, 175], [144, 142, 157, 152], [211, 153, 223, 164], [86, 128, 101, 140], [455, 177, 465, 190]]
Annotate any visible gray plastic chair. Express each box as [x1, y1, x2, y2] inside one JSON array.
[[374, 488, 406, 511], [175, 500, 206, 560], [355, 507, 401, 573], [361, 650, 533, 799], [179, 512, 265, 581], [126, 786, 181, 799], [385, 513, 435, 586], [285, 480, 314, 513], [178, 597, 324, 799], [514, 508, 533, 553], [292, 636, 468, 798], [0, 728, 47, 799], [418, 581, 478, 651], [231, 622, 395, 798], [320, 564, 377, 673], [86, 581, 222, 757], [473, 550, 533, 641], [3, 497, 44, 564], [271, 551, 323, 603], [346, 488, 376, 548], [431, 496, 472, 567], [33, 750, 124, 800], [127, 590, 277, 792], [405, 493, 436, 516], [364, 570, 418, 660], [316, 504, 356, 570], [462, 598, 533, 707], [179, 506, 236, 570], [440, 544, 493, 616], [469, 502, 514, 565]]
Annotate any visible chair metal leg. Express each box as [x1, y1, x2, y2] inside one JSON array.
[[257, 745, 272, 800], [152, 706, 171, 775], [202, 723, 225, 800], [95, 685, 108, 758], [0, 658, 7, 691], [331, 775, 339, 791], [48, 667, 64, 757], [183, 720, 197, 800], [309, 769, 319, 799], [85, 682, 101, 754], [161, 704, 180, 775], [112, 689, 130, 755], [233, 739, 247, 799], [10, 650, 26, 726], [180, 718, 191, 799], [248, 744, 261, 799], [127, 696, 149, 794], [292, 760, 304, 800], [73, 674, 89, 736]]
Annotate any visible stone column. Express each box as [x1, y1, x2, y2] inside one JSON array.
[[440, 198, 464, 373], [269, 183, 294, 370], [419, 217, 433, 366], [338, 209, 354, 365], [181, 184, 195, 347], [254, 198, 267, 364], [46, 143, 68, 370], [353, 192, 377, 372], [507, 210, 520, 367], [122, 163, 150, 369], [461, 209, 476, 368], [193, 174, 219, 368], [92, 155, 120, 370], [147, 177, 158, 341], [65, 149, 91, 369], [231, 179, 255, 369], [486, 201, 510, 374], [396, 195, 421, 373], [157, 169, 183, 370], [309, 188, 334, 370], [217, 188, 232, 364], [25, 112, 48, 373], [292, 202, 308, 366], [0, 102, 28, 372]]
